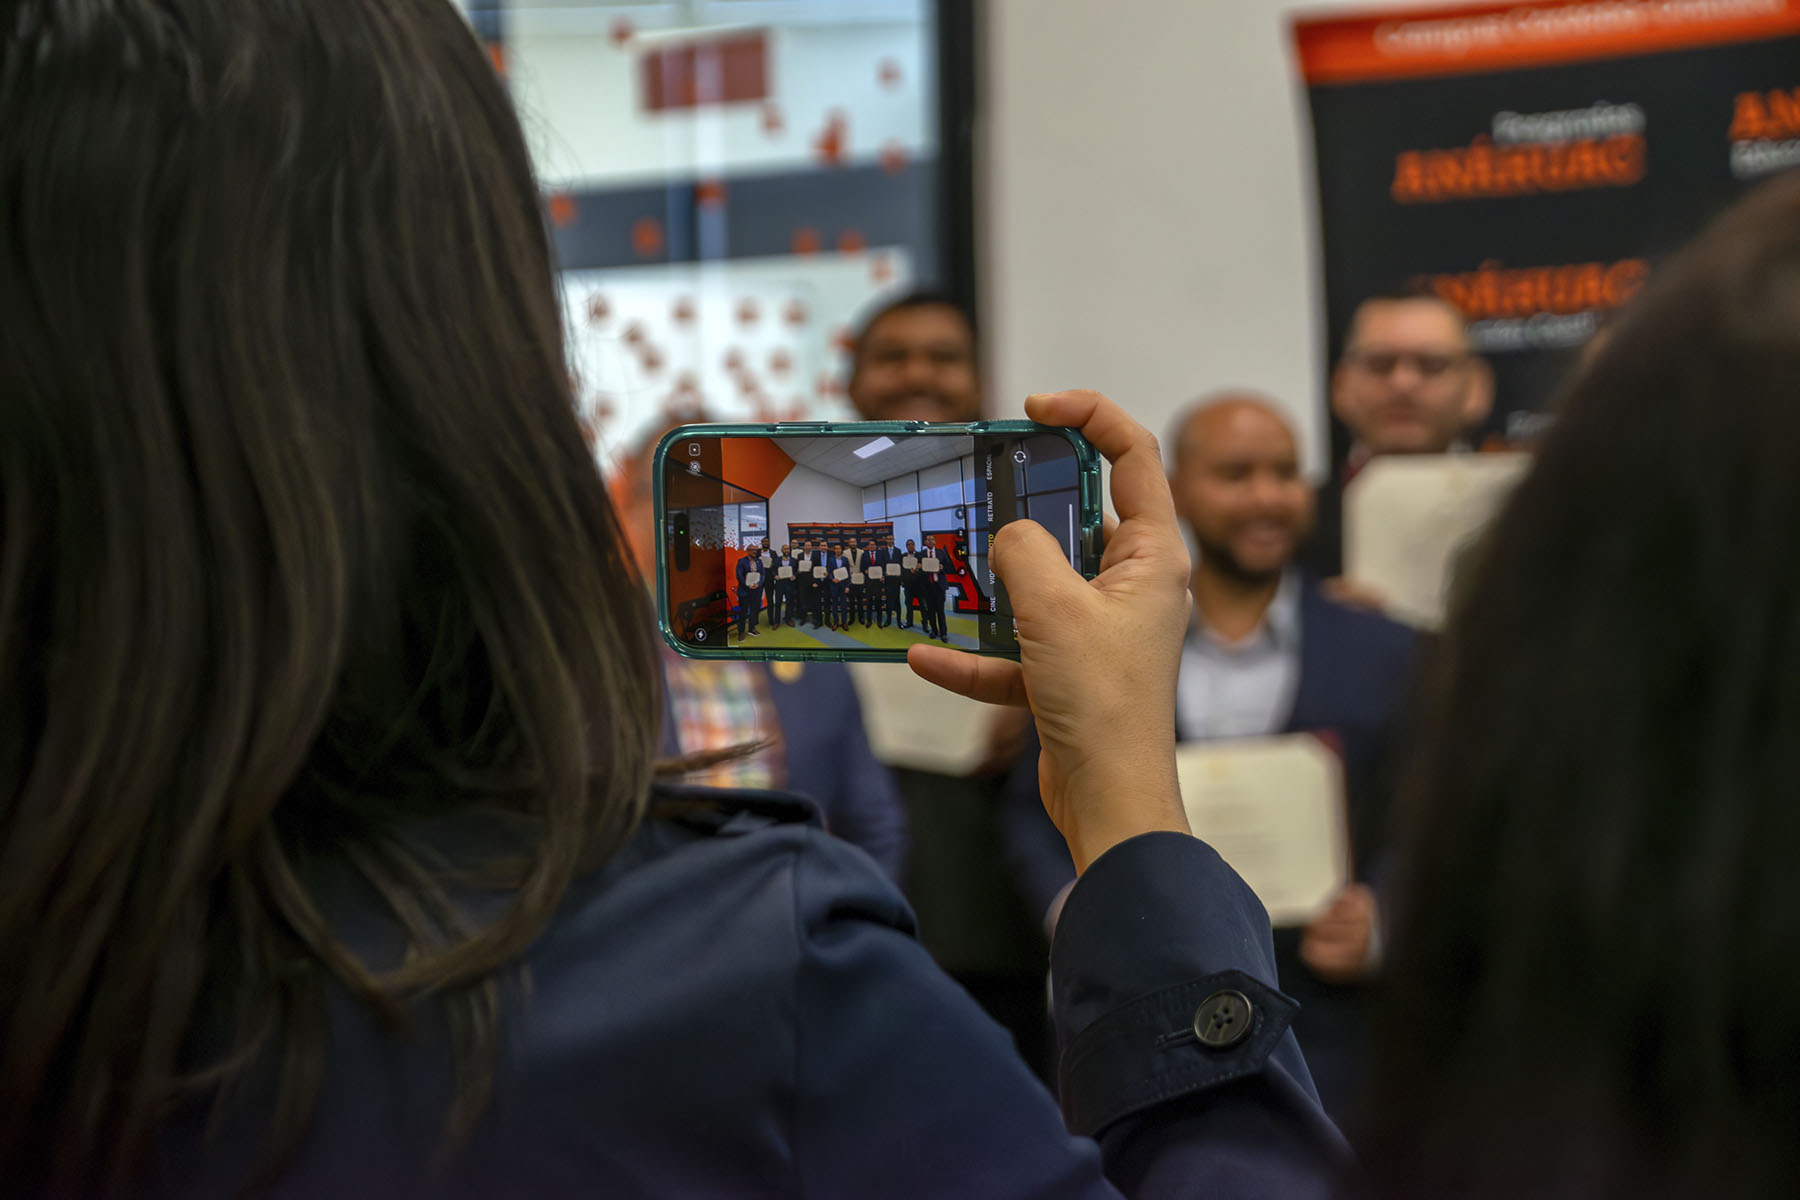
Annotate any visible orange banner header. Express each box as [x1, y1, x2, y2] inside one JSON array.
[[1293, 0, 1800, 84]]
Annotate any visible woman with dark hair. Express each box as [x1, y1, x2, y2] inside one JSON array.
[[0, 2, 1341, 1195], [1361, 171, 1800, 1197]]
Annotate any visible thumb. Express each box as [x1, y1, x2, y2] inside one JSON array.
[[991, 519, 1086, 618]]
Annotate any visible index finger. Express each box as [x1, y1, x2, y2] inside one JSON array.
[[1025, 389, 1175, 527]]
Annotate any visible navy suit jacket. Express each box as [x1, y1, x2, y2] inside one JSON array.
[[659, 660, 909, 880], [1296, 478, 1346, 581], [152, 789, 1346, 1197], [1000, 577, 1419, 1119]]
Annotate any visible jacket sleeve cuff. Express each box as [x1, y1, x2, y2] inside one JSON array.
[[1049, 832, 1307, 1136], [1058, 969, 1298, 1136]]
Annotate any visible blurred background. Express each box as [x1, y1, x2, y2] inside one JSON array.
[[450, 0, 1403, 477]]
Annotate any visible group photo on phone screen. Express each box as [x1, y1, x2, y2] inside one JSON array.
[[661, 431, 1084, 656]]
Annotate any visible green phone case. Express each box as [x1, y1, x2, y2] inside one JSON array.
[[652, 420, 1103, 663]]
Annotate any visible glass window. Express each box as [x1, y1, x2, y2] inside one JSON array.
[[886, 472, 920, 514], [919, 460, 963, 510], [486, 0, 968, 461], [918, 505, 963, 534], [862, 483, 886, 521]]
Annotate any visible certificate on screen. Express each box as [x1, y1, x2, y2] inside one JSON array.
[[1176, 734, 1348, 926], [1344, 454, 1531, 630]]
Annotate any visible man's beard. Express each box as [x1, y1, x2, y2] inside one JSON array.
[[1193, 530, 1285, 587]]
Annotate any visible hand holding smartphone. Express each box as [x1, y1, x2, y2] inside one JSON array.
[[654, 421, 1103, 661]]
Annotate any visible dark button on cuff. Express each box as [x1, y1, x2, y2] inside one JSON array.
[[1192, 988, 1255, 1049]]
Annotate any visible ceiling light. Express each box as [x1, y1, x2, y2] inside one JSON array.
[[852, 437, 894, 458]]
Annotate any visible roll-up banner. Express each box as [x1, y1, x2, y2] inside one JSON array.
[[1293, 0, 1800, 450]]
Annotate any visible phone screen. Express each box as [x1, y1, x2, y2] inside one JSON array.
[[658, 427, 1092, 657]]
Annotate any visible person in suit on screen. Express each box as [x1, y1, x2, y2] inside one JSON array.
[[733, 549, 765, 640], [917, 545, 949, 641], [900, 538, 922, 630], [872, 535, 903, 629], [826, 542, 851, 630], [772, 542, 798, 627], [857, 539, 884, 629], [846, 536, 867, 629], [796, 538, 823, 628]]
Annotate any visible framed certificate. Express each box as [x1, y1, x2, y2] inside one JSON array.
[[776, 566, 794, 580], [1176, 734, 1349, 926], [744, 572, 761, 588], [850, 572, 865, 585], [1344, 454, 1530, 630], [885, 563, 901, 577], [833, 567, 848, 582], [921, 556, 941, 572], [798, 556, 811, 568], [812, 567, 827, 580], [902, 556, 918, 570]]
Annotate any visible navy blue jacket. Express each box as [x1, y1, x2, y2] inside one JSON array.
[[825, 554, 852, 595], [659, 661, 908, 879], [735, 552, 764, 593], [152, 790, 1347, 1197], [1000, 578, 1419, 1119]]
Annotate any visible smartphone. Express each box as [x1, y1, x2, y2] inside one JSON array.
[[653, 421, 1103, 661]]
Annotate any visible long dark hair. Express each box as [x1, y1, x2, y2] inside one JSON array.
[[0, 0, 659, 1192], [1363, 173, 1800, 1196]]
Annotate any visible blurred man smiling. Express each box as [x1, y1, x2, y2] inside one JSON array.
[[847, 291, 981, 423]]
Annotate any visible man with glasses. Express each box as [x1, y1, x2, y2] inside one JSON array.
[[1300, 290, 1493, 579]]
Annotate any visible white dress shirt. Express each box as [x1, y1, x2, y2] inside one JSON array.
[[1175, 569, 1302, 741]]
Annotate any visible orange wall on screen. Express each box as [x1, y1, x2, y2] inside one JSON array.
[[671, 545, 726, 618], [721, 437, 795, 501]]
